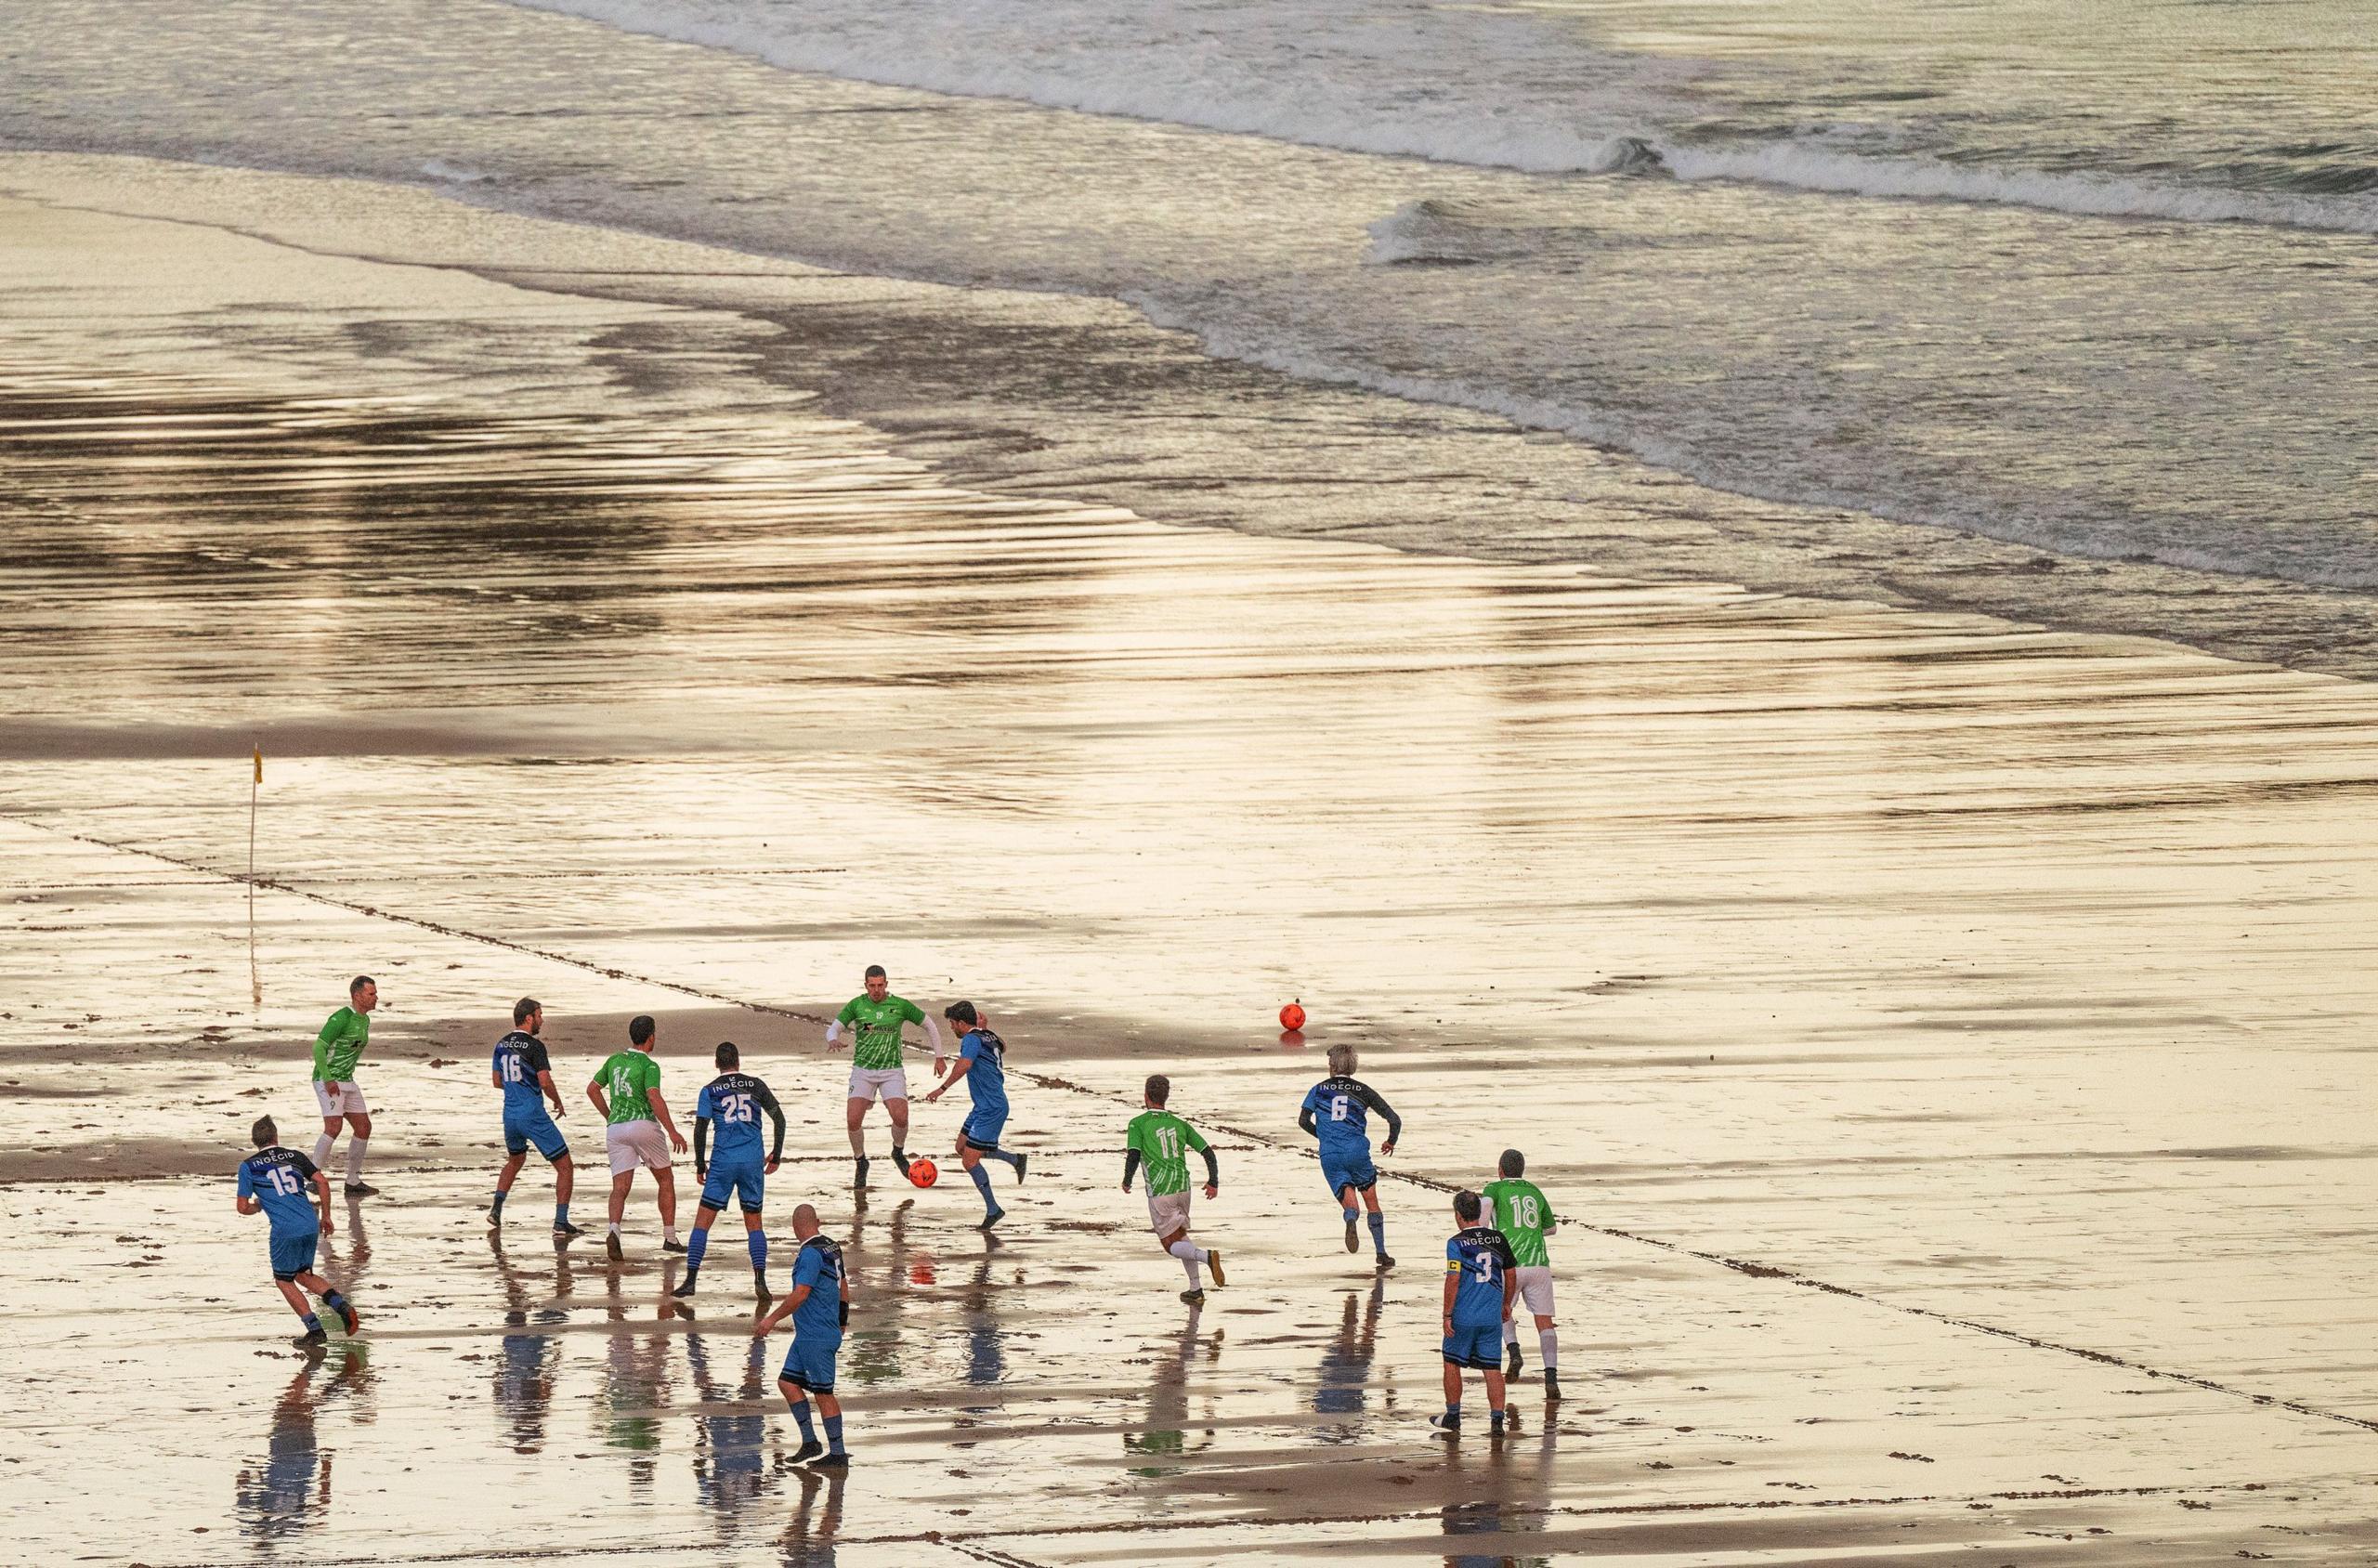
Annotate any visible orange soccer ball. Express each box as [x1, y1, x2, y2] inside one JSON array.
[[1279, 1003, 1306, 1031], [908, 1158, 939, 1188]]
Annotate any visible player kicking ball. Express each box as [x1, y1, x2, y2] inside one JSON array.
[[1432, 1190, 1518, 1440], [1483, 1148, 1561, 1401], [673, 1040, 786, 1303], [825, 964, 946, 1189], [236, 1116, 359, 1347], [586, 1014, 691, 1261], [922, 1000, 1026, 1228], [1298, 1043, 1403, 1268], [1123, 1075, 1224, 1304], [489, 997, 580, 1236], [753, 1204, 852, 1468]]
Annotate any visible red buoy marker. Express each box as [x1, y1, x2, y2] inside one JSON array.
[[1279, 1002, 1306, 1031]]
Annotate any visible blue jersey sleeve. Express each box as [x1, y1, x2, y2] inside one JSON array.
[[695, 1084, 714, 1118], [1300, 1084, 1323, 1114], [237, 1161, 255, 1200], [490, 1045, 503, 1078], [793, 1246, 825, 1290], [960, 1031, 983, 1065]]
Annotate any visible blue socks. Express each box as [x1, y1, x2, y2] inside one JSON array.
[[748, 1230, 767, 1271], [555, 1201, 568, 1226], [322, 1290, 347, 1313], [490, 1189, 508, 1215], [1368, 1212, 1387, 1255], [789, 1398, 816, 1441], [1341, 1204, 1357, 1224], [823, 1413, 845, 1455], [686, 1226, 710, 1270], [986, 1149, 1022, 1169], [970, 1164, 996, 1209], [302, 1312, 322, 1333]]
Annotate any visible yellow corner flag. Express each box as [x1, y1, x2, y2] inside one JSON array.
[[253, 745, 264, 784]]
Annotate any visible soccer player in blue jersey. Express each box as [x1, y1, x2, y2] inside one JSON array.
[[673, 1040, 786, 1302], [236, 1116, 359, 1346], [489, 998, 580, 1236], [1298, 1043, 1403, 1268], [754, 1203, 852, 1469], [1431, 1190, 1518, 1440], [923, 1000, 1027, 1228]]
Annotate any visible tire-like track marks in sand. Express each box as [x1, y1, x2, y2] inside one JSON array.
[[36, 819, 2378, 1443]]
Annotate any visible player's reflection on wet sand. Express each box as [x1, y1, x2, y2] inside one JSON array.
[[962, 1235, 1008, 1390], [779, 1464, 847, 1568], [841, 1191, 918, 1389], [328, 1191, 373, 1301], [489, 1232, 573, 1454], [1125, 1295, 1224, 1461], [1437, 1395, 1558, 1568], [1313, 1274, 1387, 1439], [234, 1344, 372, 1550], [596, 1259, 682, 1495], [686, 1330, 789, 1535]]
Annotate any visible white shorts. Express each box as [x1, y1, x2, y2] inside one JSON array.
[[1146, 1189, 1193, 1237], [1513, 1265, 1556, 1317], [606, 1119, 672, 1175], [846, 1065, 910, 1104], [312, 1080, 368, 1117]]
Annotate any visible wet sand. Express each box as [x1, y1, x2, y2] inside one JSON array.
[[7, 157, 2378, 1562]]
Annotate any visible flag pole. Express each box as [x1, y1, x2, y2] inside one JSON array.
[[249, 743, 262, 913]]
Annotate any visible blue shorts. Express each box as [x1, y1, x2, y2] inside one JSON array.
[[779, 1330, 843, 1393], [1321, 1152, 1378, 1197], [269, 1230, 320, 1282], [503, 1105, 569, 1163], [960, 1111, 1007, 1154], [701, 1156, 764, 1215], [1442, 1322, 1502, 1370]]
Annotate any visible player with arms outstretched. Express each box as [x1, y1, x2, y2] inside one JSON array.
[[489, 997, 578, 1235], [922, 1000, 1027, 1228], [236, 1116, 359, 1346], [1483, 1147, 1561, 1400], [754, 1204, 852, 1469], [825, 964, 945, 1188], [1298, 1043, 1403, 1268], [1123, 1075, 1224, 1303], [1431, 1190, 1517, 1440], [673, 1040, 786, 1302]]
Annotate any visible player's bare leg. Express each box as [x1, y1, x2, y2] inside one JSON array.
[[607, 1169, 634, 1260], [1338, 1182, 1361, 1252], [491, 1151, 529, 1224], [1483, 1367, 1509, 1431], [655, 1166, 683, 1251]]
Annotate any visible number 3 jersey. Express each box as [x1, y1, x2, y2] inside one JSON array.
[[1445, 1225, 1518, 1327], [695, 1072, 784, 1164], [238, 1145, 323, 1236], [492, 1029, 554, 1116]]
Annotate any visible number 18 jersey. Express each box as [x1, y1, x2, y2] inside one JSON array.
[[1481, 1177, 1552, 1267]]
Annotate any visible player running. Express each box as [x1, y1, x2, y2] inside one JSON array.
[[1431, 1190, 1517, 1441], [753, 1203, 852, 1469], [310, 975, 379, 1196], [922, 1000, 1027, 1228], [1123, 1075, 1224, 1303], [673, 1040, 786, 1302], [824, 964, 945, 1188], [1483, 1148, 1561, 1400], [1298, 1043, 1403, 1268], [236, 1116, 359, 1346], [586, 1014, 690, 1261], [489, 997, 579, 1236]]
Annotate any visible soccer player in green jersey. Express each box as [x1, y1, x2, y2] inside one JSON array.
[[1483, 1148, 1561, 1400], [586, 1014, 691, 1261], [1122, 1075, 1224, 1303], [311, 975, 379, 1196], [824, 964, 945, 1188]]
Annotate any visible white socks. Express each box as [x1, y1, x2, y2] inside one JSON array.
[[344, 1137, 368, 1182], [665, 1229, 681, 1246], [313, 1132, 334, 1168], [1539, 1328, 1559, 1370], [1181, 1256, 1202, 1284], [1503, 1319, 1520, 1347], [608, 1221, 622, 1235], [1166, 1239, 1206, 1284]]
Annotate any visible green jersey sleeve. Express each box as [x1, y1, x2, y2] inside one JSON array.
[[1185, 1122, 1210, 1153], [634, 1054, 661, 1093], [897, 997, 925, 1026], [837, 999, 859, 1025]]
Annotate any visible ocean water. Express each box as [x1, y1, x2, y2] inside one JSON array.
[[0, 0, 2371, 673]]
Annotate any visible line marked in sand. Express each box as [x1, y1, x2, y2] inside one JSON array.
[[34, 817, 2378, 1440]]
